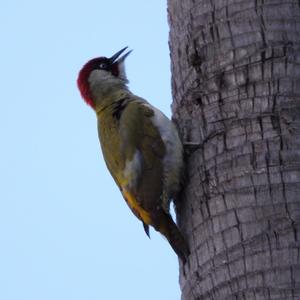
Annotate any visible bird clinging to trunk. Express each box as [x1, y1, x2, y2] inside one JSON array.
[[77, 47, 189, 262]]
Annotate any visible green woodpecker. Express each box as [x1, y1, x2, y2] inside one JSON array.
[[77, 47, 189, 262]]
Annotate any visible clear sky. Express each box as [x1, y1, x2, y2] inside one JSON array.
[[0, 1, 181, 299]]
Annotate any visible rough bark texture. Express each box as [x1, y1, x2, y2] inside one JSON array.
[[168, 0, 300, 299]]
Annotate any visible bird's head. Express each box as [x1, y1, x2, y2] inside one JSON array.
[[77, 47, 132, 108]]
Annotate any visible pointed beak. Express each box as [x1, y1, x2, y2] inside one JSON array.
[[109, 47, 132, 64]]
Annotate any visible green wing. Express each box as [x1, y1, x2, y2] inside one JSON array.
[[119, 100, 166, 212]]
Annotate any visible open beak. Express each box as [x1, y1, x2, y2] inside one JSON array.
[[109, 47, 132, 64]]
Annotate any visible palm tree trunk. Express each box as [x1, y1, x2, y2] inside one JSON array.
[[168, 0, 300, 299]]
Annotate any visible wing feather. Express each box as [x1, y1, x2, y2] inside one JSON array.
[[119, 101, 166, 214]]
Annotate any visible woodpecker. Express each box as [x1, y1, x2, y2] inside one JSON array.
[[77, 47, 189, 262]]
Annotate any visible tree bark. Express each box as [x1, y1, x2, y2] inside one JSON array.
[[168, 0, 300, 299]]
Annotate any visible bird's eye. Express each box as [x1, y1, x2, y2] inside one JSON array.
[[99, 63, 108, 70]]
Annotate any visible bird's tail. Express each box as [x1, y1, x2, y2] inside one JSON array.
[[158, 212, 190, 263]]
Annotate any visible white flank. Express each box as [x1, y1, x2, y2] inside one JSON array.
[[144, 103, 183, 209], [123, 150, 142, 188]]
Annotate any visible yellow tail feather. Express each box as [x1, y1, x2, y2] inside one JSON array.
[[122, 188, 189, 262]]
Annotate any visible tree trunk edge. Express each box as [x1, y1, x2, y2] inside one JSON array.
[[167, 0, 300, 299]]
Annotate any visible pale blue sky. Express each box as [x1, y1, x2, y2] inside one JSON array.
[[0, 1, 181, 299]]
